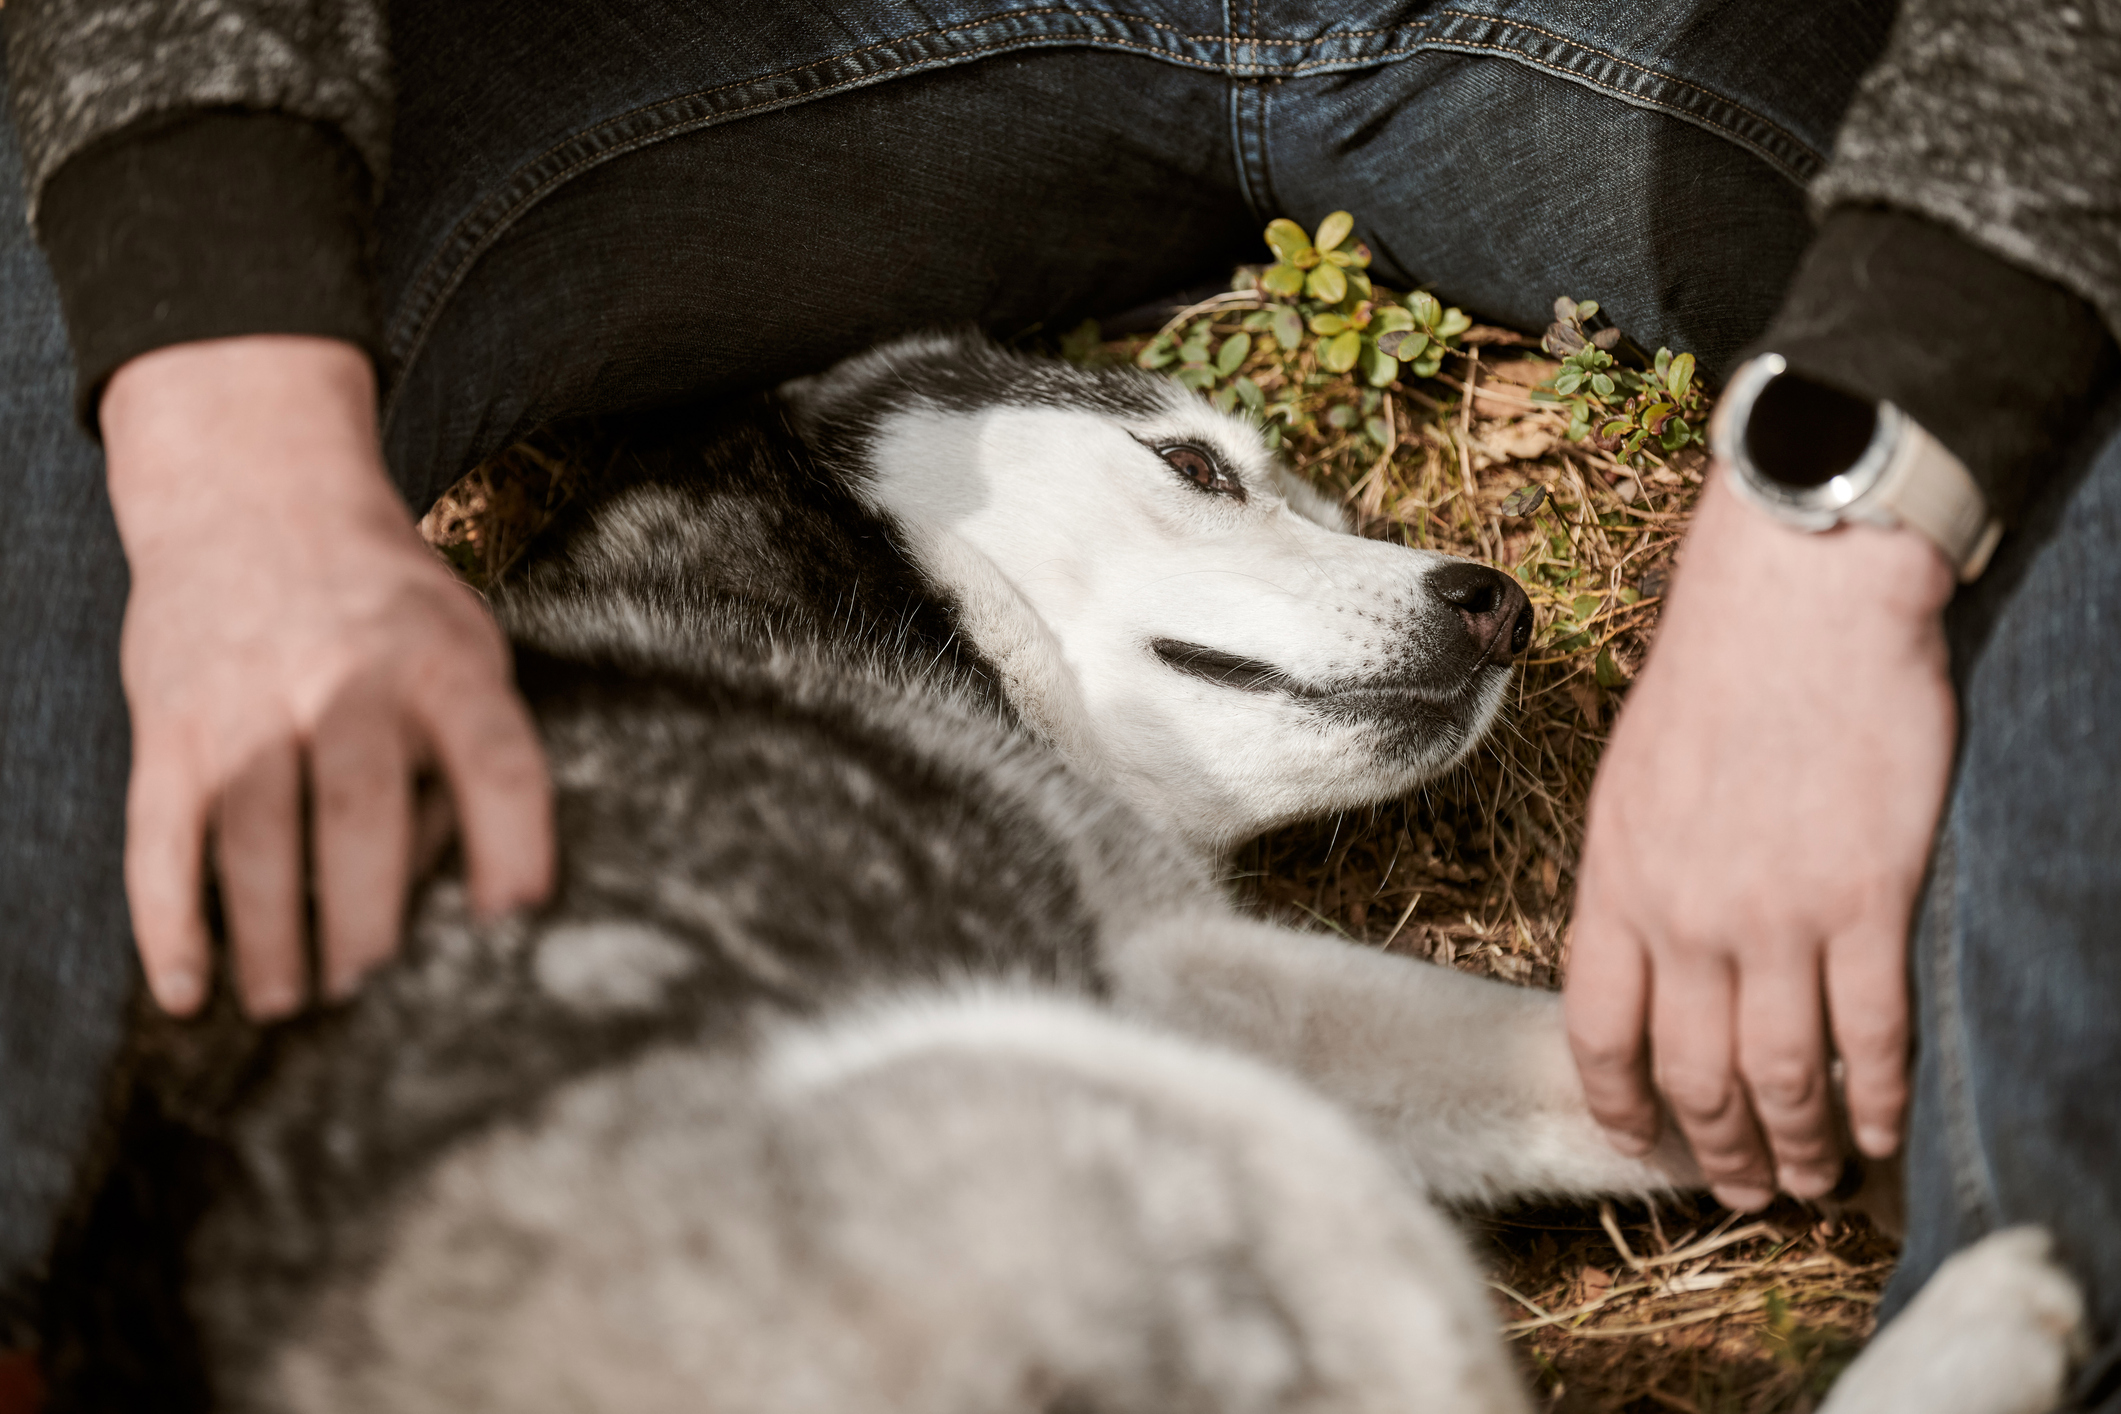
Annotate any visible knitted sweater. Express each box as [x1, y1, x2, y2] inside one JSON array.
[[5, 0, 2118, 515]]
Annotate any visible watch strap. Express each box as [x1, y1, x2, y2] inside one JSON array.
[[1850, 408, 2004, 582]]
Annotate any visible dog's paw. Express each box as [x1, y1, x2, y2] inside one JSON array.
[[1820, 1227, 2085, 1414]]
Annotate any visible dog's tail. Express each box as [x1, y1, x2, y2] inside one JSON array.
[[255, 987, 1531, 1414]]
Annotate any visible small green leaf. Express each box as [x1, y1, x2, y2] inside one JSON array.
[[1553, 369, 1584, 395], [1436, 308, 1472, 340], [1233, 375, 1265, 413], [1364, 415, 1391, 446], [1325, 404, 1358, 430], [1323, 247, 1353, 268], [1344, 268, 1374, 303], [1293, 246, 1322, 270], [1306, 263, 1348, 304], [1590, 372, 1615, 398], [1216, 332, 1251, 375], [1261, 262, 1306, 297], [1271, 306, 1304, 352], [1264, 218, 1312, 263], [1360, 344, 1399, 388], [1373, 305, 1414, 333], [1376, 328, 1429, 360], [1594, 646, 1629, 688], [1346, 241, 1373, 270], [1410, 350, 1444, 379], [1309, 313, 1349, 336], [1242, 309, 1275, 331], [1407, 291, 1442, 328], [1263, 421, 1283, 451], [1574, 299, 1600, 320], [1551, 631, 1591, 654], [1314, 209, 1355, 252], [1137, 335, 1176, 370], [1319, 328, 1362, 372], [1500, 483, 1548, 517], [1666, 350, 1696, 398], [1212, 384, 1239, 413], [1654, 347, 1673, 379], [1176, 366, 1216, 390], [1571, 593, 1603, 621]]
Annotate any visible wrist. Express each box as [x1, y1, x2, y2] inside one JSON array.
[[101, 336, 400, 561], [1697, 466, 1958, 622]]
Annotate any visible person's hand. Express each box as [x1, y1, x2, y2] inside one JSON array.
[[101, 335, 553, 1020], [1564, 468, 1956, 1210]]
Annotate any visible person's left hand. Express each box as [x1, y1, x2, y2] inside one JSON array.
[[1565, 469, 1956, 1209]]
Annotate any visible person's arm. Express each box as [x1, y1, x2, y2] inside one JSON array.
[[9, 0, 556, 1016], [1564, 0, 2121, 1208]]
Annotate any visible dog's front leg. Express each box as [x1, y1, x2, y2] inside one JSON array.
[[1108, 910, 1702, 1205]]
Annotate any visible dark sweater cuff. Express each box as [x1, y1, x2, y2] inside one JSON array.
[[1744, 207, 2118, 528], [35, 111, 381, 430]]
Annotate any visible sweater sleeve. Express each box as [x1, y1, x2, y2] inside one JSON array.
[[4, 0, 392, 423], [1748, 0, 2121, 528]]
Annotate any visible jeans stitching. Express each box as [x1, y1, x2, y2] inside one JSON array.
[[1403, 36, 1817, 181], [1429, 10, 1785, 126]]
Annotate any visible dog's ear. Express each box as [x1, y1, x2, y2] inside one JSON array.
[[778, 331, 977, 444]]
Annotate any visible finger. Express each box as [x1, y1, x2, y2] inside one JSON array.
[[1826, 921, 1912, 1159], [310, 678, 413, 1000], [125, 732, 215, 1015], [408, 656, 553, 919], [213, 737, 308, 1019], [1650, 954, 1774, 1210], [1736, 956, 1841, 1199], [1564, 909, 1660, 1156]]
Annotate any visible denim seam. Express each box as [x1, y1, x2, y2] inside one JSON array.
[[1429, 11, 1780, 122], [1926, 831, 2007, 1239], [1403, 30, 1819, 183]]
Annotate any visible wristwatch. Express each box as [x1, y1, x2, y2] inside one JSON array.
[[1713, 354, 2003, 581]]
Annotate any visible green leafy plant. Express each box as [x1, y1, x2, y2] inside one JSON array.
[[1126, 210, 1473, 448], [1536, 296, 1707, 464]]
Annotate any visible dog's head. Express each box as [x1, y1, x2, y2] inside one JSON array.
[[784, 334, 1531, 851]]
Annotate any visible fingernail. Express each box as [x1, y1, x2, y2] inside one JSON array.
[[156, 967, 203, 1014], [1603, 1127, 1654, 1158], [1714, 1184, 1774, 1212], [1856, 1125, 1899, 1159], [1777, 1165, 1834, 1200], [248, 983, 301, 1021]]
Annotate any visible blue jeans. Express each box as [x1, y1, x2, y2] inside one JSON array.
[[15, 0, 2111, 1394]]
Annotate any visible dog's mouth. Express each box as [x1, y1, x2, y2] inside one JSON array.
[[1150, 639, 1295, 694], [1150, 638, 1495, 707]]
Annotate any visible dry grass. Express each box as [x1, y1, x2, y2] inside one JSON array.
[[423, 312, 1895, 1413]]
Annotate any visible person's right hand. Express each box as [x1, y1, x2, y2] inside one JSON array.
[[100, 335, 554, 1020]]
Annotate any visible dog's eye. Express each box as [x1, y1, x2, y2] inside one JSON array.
[[1161, 444, 1246, 501]]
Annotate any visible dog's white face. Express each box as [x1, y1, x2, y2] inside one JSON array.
[[786, 335, 1531, 850]]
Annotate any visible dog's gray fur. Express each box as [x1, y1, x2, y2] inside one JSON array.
[[42, 336, 2074, 1414]]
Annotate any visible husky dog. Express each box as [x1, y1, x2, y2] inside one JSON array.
[[47, 335, 2080, 1413]]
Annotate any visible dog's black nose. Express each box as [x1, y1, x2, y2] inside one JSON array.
[[1431, 561, 1533, 665]]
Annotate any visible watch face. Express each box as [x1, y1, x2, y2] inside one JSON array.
[[1722, 357, 1894, 519]]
